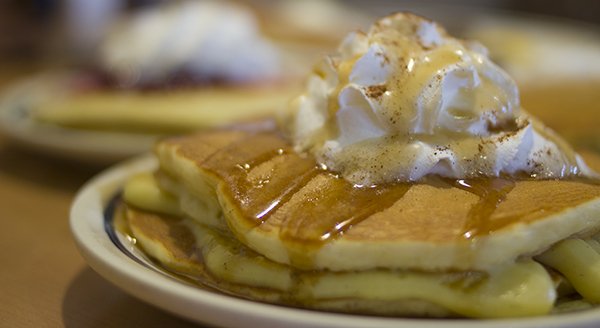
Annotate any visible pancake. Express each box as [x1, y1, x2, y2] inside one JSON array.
[[113, 11, 600, 318], [120, 202, 558, 318], [116, 122, 600, 318], [152, 124, 600, 272], [31, 84, 298, 134]]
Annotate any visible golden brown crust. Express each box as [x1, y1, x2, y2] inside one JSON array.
[[153, 124, 600, 272]]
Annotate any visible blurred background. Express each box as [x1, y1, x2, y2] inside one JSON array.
[[1, 0, 599, 65], [0, 0, 599, 156]]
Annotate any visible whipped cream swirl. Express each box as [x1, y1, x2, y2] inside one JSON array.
[[282, 13, 595, 184], [100, 0, 281, 87]]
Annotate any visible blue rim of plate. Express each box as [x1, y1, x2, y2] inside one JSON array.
[[103, 194, 147, 268]]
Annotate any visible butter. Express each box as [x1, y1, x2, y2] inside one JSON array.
[[536, 237, 600, 303]]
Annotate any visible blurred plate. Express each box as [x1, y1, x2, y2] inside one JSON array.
[[70, 154, 600, 328], [0, 72, 158, 164]]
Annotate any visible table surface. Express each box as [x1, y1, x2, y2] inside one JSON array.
[[2, 57, 600, 328], [0, 60, 209, 328]]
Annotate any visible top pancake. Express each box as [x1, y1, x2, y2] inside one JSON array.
[[155, 123, 600, 272]]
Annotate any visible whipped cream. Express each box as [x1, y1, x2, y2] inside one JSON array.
[[282, 13, 595, 184], [99, 1, 281, 87]]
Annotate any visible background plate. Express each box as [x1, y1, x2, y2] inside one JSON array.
[[0, 72, 159, 165]]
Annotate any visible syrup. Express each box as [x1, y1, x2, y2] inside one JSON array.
[[198, 129, 600, 251], [451, 178, 516, 240]]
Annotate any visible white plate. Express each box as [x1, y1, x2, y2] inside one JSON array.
[[70, 155, 600, 328], [0, 72, 159, 164]]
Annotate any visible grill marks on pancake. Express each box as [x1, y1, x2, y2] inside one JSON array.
[[172, 128, 600, 254], [201, 131, 321, 225], [278, 175, 412, 248], [191, 131, 412, 249], [452, 178, 600, 240]]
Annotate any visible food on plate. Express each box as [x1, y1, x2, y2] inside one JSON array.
[[30, 0, 370, 135], [115, 13, 600, 318]]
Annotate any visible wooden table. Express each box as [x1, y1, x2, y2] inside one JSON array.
[[0, 61, 209, 327]]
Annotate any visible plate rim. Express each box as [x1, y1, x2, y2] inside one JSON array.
[[69, 154, 600, 328], [0, 72, 159, 164]]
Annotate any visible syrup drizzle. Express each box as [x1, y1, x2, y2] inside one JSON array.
[[450, 178, 516, 240], [197, 129, 600, 252], [278, 177, 412, 248], [201, 131, 412, 248], [202, 131, 322, 226]]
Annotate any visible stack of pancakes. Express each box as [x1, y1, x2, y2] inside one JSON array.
[[117, 122, 600, 318]]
